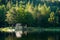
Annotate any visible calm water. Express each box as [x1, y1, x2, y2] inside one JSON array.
[[0, 32, 60, 40]]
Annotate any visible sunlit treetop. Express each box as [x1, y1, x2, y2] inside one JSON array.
[[37, 3, 50, 15], [25, 2, 33, 13]]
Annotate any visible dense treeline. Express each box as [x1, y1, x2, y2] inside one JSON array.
[[0, 0, 60, 27]]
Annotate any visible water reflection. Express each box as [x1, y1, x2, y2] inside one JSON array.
[[27, 32, 60, 40], [0, 32, 60, 40], [0, 32, 27, 40]]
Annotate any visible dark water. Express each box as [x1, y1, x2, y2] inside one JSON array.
[[0, 32, 27, 40], [0, 32, 60, 40]]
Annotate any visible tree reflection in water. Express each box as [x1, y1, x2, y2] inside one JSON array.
[[0, 32, 60, 40]]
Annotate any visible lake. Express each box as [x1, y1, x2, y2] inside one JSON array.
[[0, 31, 60, 40]]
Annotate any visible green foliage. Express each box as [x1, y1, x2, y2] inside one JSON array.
[[6, 7, 17, 24], [0, 0, 60, 27], [0, 5, 6, 27], [48, 12, 55, 22], [0, 5, 6, 22], [6, 2, 34, 26], [0, 0, 1, 2], [6, 1, 11, 9], [38, 3, 50, 15], [35, 3, 51, 27]]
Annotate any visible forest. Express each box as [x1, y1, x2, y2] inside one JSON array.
[[0, 0, 60, 27]]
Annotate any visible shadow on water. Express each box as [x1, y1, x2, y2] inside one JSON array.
[[0, 32, 60, 40]]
